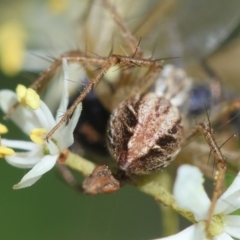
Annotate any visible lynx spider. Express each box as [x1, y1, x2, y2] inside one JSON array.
[[5, 0, 240, 237]]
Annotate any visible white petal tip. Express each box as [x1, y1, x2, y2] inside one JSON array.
[[12, 184, 21, 190]]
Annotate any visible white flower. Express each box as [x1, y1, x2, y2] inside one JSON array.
[[156, 165, 240, 240], [0, 59, 82, 189]]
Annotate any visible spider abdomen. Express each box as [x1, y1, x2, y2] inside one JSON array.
[[106, 93, 183, 175]]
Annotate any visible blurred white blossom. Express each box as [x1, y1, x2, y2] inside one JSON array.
[[156, 165, 240, 240]]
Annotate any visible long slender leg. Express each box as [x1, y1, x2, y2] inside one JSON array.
[[56, 163, 83, 192], [101, 0, 143, 57], [196, 123, 226, 238], [184, 118, 227, 238], [5, 51, 105, 117], [46, 54, 162, 139]]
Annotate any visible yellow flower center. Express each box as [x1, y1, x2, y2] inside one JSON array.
[[0, 123, 8, 134], [30, 128, 47, 145], [207, 214, 225, 237], [16, 84, 40, 110], [0, 146, 15, 158]]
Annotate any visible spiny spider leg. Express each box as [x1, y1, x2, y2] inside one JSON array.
[[4, 53, 134, 117], [45, 54, 162, 140], [197, 122, 226, 239], [5, 52, 160, 119], [111, 62, 162, 109], [210, 99, 240, 126], [56, 163, 83, 192], [184, 113, 227, 239], [101, 0, 143, 57]]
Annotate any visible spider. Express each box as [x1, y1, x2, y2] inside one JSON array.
[[29, 1, 190, 184]]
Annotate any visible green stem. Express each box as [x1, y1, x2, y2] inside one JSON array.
[[136, 173, 196, 223], [160, 204, 179, 236], [158, 172, 179, 236], [64, 151, 96, 176], [64, 151, 196, 223]]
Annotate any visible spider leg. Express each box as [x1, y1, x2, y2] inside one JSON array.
[[56, 163, 84, 192], [101, 0, 143, 58], [46, 54, 162, 139], [196, 122, 226, 238], [4, 50, 106, 118], [183, 113, 227, 239]]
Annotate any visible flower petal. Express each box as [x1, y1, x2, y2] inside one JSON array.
[[0, 90, 41, 134], [55, 58, 69, 122], [224, 215, 240, 239], [214, 232, 234, 240], [0, 90, 55, 134], [45, 139, 60, 155], [5, 147, 43, 168], [173, 165, 211, 221], [154, 224, 205, 240], [215, 171, 240, 215], [56, 103, 82, 150], [1, 138, 37, 151], [33, 101, 56, 131], [13, 154, 58, 189]]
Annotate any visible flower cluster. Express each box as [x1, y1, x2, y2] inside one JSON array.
[[0, 58, 82, 189]]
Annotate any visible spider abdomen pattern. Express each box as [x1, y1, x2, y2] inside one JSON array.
[[107, 93, 183, 175]]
